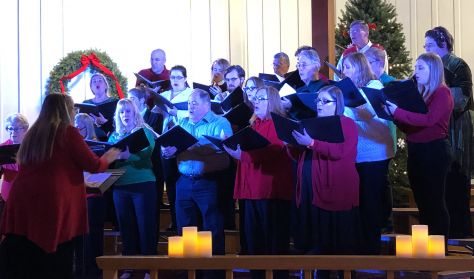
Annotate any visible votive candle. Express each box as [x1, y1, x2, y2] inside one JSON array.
[[396, 235, 412, 257]]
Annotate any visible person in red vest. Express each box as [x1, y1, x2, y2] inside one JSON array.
[[335, 20, 388, 80]]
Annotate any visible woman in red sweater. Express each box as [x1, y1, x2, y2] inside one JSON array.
[[386, 52, 453, 237], [0, 94, 120, 279], [224, 86, 293, 279], [288, 85, 360, 278]]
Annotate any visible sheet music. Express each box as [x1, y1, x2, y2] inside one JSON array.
[[84, 172, 112, 188], [279, 83, 296, 97]]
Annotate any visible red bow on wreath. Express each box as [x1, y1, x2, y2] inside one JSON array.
[[368, 23, 377, 31], [59, 52, 125, 99]]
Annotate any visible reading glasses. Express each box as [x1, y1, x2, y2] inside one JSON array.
[[315, 98, 336, 105], [6, 126, 25, 132], [170, 76, 184, 80], [296, 62, 316, 69], [243, 86, 257, 93], [252, 96, 269, 103]]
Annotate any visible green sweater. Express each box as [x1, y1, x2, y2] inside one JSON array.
[[108, 127, 156, 185]]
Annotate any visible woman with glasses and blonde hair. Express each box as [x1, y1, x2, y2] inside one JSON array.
[[386, 52, 453, 238], [342, 52, 396, 255], [0, 94, 120, 278], [0, 114, 29, 203], [289, 85, 360, 278], [224, 86, 293, 279]]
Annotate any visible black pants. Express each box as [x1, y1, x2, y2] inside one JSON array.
[[445, 162, 473, 238], [0, 234, 74, 279], [162, 155, 179, 230], [356, 159, 391, 255], [408, 139, 451, 237], [244, 199, 290, 279]]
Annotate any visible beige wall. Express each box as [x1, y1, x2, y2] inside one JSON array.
[[335, 0, 474, 71], [0, 0, 312, 141]]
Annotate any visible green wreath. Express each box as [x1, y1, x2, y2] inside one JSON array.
[[45, 49, 128, 99]]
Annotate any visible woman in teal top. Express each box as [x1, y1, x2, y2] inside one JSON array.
[[108, 98, 157, 279]]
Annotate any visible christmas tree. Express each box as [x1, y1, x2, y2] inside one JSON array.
[[335, 0, 412, 79], [335, 0, 413, 206]]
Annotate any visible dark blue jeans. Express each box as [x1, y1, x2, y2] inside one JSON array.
[[175, 175, 225, 255], [113, 181, 157, 255]]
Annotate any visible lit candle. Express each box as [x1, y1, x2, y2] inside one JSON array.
[[428, 235, 445, 258], [411, 225, 428, 257], [197, 231, 213, 257], [182, 226, 198, 257], [168, 236, 183, 257], [396, 235, 412, 257]]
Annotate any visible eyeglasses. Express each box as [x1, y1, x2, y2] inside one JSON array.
[[368, 59, 379, 65], [6, 126, 25, 132], [315, 98, 336, 105], [225, 77, 240, 83], [243, 86, 257, 93], [296, 62, 316, 69], [252, 96, 269, 103], [170, 76, 184, 80]]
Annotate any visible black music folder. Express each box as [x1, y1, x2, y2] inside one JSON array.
[[223, 103, 253, 127], [296, 93, 318, 112], [205, 126, 270, 151], [263, 79, 282, 90], [193, 82, 212, 95], [220, 87, 244, 111], [134, 72, 170, 89], [258, 73, 280, 82], [155, 125, 198, 154], [334, 78, 366, 108], [86, 128, 150, 154], [75, 99, 118, 116], [172, 101, 223, 114], [271, 112, 344, 146], [363, 79, 427, 121], [150, 91, 174, 112], [281, 70, 305, 90], [0, 144, 20, 164]]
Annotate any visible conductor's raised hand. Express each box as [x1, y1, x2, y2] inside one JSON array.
[[292, 128, 313, 146], [101, 147, 121, 164]]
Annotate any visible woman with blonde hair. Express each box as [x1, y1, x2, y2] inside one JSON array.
[[108, 98, 157, 279], [342, 52, 396, 255], [0, 94, 119, 278], [209, 58, 230, 97], [224, 86, 293, 279], [386, 52, 453, 238]]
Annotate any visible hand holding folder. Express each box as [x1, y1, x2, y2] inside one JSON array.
[[155, 125, 198, 155], [74, 100, 118, 116], [134, 72, 170, 89], [204, 126, 270, 151], [362, 79, 427, 121], [150, 91, 174, 112], [86, 128, 150, 154], [271, 112, 344, 146]]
